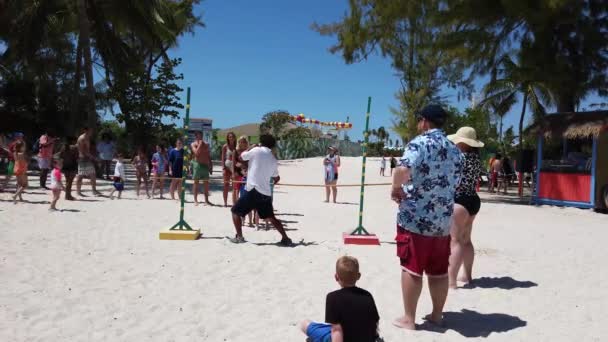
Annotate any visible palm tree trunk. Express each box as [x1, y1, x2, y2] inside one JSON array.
[[499, 116, 504, 145], [78, 0, 97, 132], [70, 39, 83, 135], [518, 92, 528, 197]]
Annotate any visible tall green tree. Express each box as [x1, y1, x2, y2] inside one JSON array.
[[438, 0, 608, 112], [483, 94, 517, 146], [112, 58, 184, 146], [0, 0, 202, 136], [260, 110, 292, 138], [481, 55, 555, 163], [313, 0, 469, 142], [77, 0, 97, 130]]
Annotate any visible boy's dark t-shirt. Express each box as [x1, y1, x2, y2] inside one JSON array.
[[325, 286, 379, 342]]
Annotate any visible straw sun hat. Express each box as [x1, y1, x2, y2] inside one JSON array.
[[448, 127, 485, 148]]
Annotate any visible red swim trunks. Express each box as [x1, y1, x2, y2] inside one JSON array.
[[490, 171, 498, 187], [396, 226, 451, 277]]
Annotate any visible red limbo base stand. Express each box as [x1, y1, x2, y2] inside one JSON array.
[[343, 232, 380, 246]]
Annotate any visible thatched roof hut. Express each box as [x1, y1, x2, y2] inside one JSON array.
[[529, 111, 608, 140]]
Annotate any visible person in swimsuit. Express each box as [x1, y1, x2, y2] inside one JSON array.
[[221, 132, 237, 207], [132, 148, 151, 198], [12, 140, 28, 203], [380, 155, 387, 176], [232, 135, 249, 206], [76, 127, 101, 197], [151, 144, 167, 199], [1, 132, 24, 192], [168, 139, 185, 201], [324, 147, 340, 203], [49, 158, 64, 211], [59, 137, 78, 200], [190, 131, 213, 206], [447, 127, 485, 288], [488, 153, 502, 193], [37, 131, 57, 189]]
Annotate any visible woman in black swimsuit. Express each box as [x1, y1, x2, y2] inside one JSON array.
[[447, 127, 485, 289]]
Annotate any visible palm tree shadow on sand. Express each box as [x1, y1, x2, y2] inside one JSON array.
[[418, 309, 527, 337]]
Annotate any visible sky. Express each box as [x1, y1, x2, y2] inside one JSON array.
[[167, 0, 605, 141]]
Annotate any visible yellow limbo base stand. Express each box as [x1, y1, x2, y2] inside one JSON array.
[[159, 229, 201, 240], [159, 87, 201, 241]]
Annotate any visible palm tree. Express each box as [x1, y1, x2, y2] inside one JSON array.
[[77, 0, 97, 130], [480, 92, 517, 147], [370, 128, 377, 142], [377, 126, 387, 145], [482, 55, 555, 195], [482, 55, 555, 154]]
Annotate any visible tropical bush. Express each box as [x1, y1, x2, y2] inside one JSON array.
[[277, 138, 362, 160]]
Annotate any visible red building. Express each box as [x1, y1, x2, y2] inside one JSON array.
[[531, 111, 608, 210]]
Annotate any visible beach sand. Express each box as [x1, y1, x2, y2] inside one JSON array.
[[1, 157, 606, 341]]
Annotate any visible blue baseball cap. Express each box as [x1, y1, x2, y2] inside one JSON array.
[[13, 132, 24, 138], [416, 105, 447, 126]]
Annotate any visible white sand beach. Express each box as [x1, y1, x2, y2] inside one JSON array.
[[1, 157, 607, 341]]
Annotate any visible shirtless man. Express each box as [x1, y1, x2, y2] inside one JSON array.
[[190, 131, 213, 205], [76, 127, 101, 196], [488, 153, 502, 193]]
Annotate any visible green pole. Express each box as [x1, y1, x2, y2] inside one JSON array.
[[169, 87, 193, 231], [351, 97, 372, 235]]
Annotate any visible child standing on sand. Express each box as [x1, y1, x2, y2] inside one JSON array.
[[132, 148, 150, 198], [151, 144, 167, 199], [49, 159, 63, 211], [109, 155, 125, 200], [300, 256, 380, 342], [12, 141, 28, 203]]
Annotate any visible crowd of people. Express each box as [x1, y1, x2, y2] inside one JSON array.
[[0, 128, 293, 244], [0, 128, 218, 210], [3, 104, 499, 340]]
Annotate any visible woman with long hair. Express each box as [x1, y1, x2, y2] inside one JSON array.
[[12, 140, 28, 203], [447, 127, 485, 288], [323, 146, 340, 203], [232, 136, 249, 205], [221, 132, 237, 207]]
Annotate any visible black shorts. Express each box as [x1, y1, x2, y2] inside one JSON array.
[[231, 188, 274, 219], [455, 193, 481, 216]]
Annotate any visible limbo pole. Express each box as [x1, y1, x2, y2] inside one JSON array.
[[160, 87, 199, 239], [171, 87, 193, 230], [343, 97, 379, 245], [352, 97, 372, 235]]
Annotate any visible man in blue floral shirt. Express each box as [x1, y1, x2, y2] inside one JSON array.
[[391, 104, 462, 330]]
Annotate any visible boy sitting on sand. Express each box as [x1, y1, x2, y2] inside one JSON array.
[[299, 256, 380, 342]]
